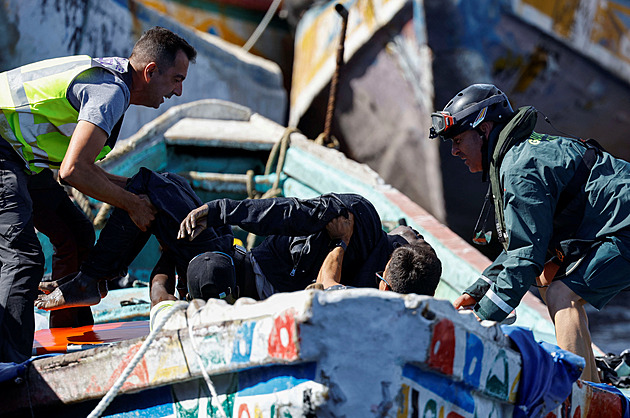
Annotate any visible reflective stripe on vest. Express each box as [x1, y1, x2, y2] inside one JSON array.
[[0, 55, 113, 173]]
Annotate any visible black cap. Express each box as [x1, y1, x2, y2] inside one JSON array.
[[187, 251, 236, 301]]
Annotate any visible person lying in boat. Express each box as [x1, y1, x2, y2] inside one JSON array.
[[36, 169, 442, 310], [305, 213, 441, 294], [150, 218, 441, 318], [177, 193, 442, 302], [179, 214, 441, 304]]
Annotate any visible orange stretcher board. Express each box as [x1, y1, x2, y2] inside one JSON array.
[[33, 321, 150, 355]]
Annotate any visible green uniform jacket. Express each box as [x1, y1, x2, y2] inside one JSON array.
[[466, 107, 630, 321]]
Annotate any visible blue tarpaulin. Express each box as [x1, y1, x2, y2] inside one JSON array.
[[502, 325, 584, 417], [0, 354, 59, 384], [0, 359, 31, 384]]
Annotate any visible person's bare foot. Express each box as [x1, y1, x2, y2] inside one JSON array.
[[35, 273, 103, 311], [39, 273, 109, 299], [39, 272, 78, 294]]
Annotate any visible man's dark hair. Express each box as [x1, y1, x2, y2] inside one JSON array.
[[386, 243, 442, 296], [130, 26, 197, 71]]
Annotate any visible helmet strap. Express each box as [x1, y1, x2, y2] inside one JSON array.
[[477, 128, 490, 182]]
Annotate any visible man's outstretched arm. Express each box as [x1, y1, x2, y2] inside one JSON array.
[[179, 194, 351, 241], [60, 120, 156, 231]]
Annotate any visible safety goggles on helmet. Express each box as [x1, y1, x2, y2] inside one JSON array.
[[429, 94, 509, 140], [430, 113, 456, 138]]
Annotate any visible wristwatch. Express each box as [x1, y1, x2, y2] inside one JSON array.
[[330, 239, 348, 252]]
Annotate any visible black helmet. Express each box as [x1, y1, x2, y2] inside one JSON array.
[[429, 84, 514, 140]]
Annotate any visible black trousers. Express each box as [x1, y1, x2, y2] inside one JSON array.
[[28, 169, 95, 328], [0, 160, 44, 363], [81, 168, 234, 285]]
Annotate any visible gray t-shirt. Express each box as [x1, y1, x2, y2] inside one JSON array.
[[0, 57, 131, 160], [68, 61, 131, 137]]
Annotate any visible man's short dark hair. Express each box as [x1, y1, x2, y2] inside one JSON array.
[[130, 26, 197, 70], [386, 243, 442, 296]]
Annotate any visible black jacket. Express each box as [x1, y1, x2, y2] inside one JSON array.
[[205, 193, 392, 292]]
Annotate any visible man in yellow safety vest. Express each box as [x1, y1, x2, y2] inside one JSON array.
[[0, 26, 196, 362]]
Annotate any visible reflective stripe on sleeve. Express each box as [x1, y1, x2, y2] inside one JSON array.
[[486, 287, 514, 314]]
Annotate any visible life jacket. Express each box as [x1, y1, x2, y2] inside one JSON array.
[[0, 55, 128, 173], [488, 106, 602, 264]]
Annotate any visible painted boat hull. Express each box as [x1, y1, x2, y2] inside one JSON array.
[[3, 98, 622, 416], [39, 98, 553, 344], [8, 291, 627, 417]]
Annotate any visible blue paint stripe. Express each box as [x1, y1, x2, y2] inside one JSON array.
[[237, 362, 317, 397], [102, 385, 175, 417], [402, 364, 475, 413]]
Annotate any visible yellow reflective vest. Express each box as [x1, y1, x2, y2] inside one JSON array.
[[0, 55, 123, 173]]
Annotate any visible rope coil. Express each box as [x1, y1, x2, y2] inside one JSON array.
[[93, 203, 113, 230], [71, 187, 95, 222], [245, 127, 295, 249], [70, 187, 112, 230]]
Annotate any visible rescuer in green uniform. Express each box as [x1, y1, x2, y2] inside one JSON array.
[[431, 84, 630, 382]]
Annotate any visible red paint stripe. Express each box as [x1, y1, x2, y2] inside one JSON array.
[[428, 318, 455, 375], [268, 310, 299, 360], [584, 384, 623, 418], [33, 321, 150, 353], [383, 189, 492, 272]]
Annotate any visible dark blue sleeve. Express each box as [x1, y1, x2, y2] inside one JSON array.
[[206, 193, 350, 236]]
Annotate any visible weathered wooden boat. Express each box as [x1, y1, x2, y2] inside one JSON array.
[[117, 0, 294, 71], [1, 99, 628, 416], [37, 97, 556, 341], [289, 0, 630, 213], [0, 0, 288, 140], [287, 0, 630, 353], [11, 290, 630, 417]]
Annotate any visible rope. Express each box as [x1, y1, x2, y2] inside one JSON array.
[[87, 301, 188, 418], [186, 307, 228, 418], [242, 0, 283, 52], [245, 127, 294, 249], [71, 188, 95, 222], [93, 203, 113, 230], [314, 132, 341, 149], [70, 187, 113, 229], [246, 169, 257, 199]]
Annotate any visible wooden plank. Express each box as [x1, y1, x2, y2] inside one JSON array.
[[164, 115, 285, 151]]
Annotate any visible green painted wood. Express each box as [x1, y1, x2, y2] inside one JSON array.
[[107, 140, 168, 177]]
